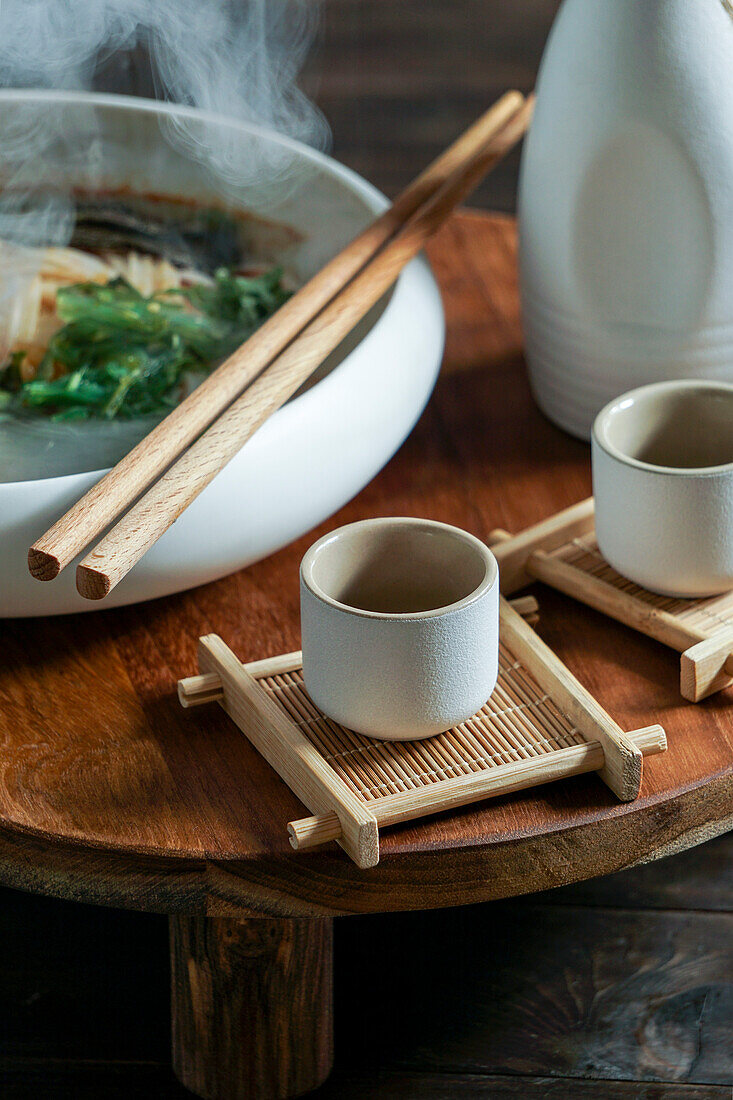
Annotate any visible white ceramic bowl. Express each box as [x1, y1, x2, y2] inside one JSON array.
[[0, 91, 444, 617], [300, 518, 499, 740], [592, 380, 733, 598]]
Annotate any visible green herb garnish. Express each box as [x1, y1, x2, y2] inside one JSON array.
[[0, 266, 289, 421]]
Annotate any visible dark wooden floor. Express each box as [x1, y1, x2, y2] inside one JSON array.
[[1, 834, 731, 1097], [3, 2, 732, 1098]]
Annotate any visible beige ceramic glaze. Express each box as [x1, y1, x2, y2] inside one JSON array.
[[592, 380, 733, 597], [300, 518, 499, 740]]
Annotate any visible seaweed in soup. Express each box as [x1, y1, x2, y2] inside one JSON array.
[[72, 196, 244, 273], [0, 194, 292, 421]]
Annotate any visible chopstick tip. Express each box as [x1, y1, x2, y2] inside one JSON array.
[[76, 563, 112, 601], [28, 546, 61, 582]]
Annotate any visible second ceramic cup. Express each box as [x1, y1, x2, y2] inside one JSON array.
[[592, 379, 733, 598], [300, 518, 499, 740]]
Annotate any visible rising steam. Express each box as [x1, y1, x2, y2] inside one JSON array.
[[0, 0, 328, 363], [0, 0, 328, 249]]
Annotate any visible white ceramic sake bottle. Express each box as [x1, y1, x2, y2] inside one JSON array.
[[518, 0, 733, 439]]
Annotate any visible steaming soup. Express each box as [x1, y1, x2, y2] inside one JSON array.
[[0, 192, 300, 480]]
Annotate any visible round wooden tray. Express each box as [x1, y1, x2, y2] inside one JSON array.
[[1, 212, 731, 920]]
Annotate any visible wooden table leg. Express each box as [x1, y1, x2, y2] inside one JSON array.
[[170, 915, 334, 1100]]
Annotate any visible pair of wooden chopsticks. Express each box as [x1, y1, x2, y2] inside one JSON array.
[[29, 91, 534, 599]]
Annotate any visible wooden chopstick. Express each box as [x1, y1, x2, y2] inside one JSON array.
[[74, 96, 534, 600], [28, 90, 526, 583]]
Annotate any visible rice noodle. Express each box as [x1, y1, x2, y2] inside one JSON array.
[[1, 243, 209, 379]]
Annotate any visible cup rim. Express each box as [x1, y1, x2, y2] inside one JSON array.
[[300, 517, 498, 621], [592, 379, 733, 477]]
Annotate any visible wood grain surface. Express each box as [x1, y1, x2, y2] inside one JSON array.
[[0, 1065, 728, 1100], [303, 0, 561, 210], [0, 211, 731, 917], [170, 915, 333, 1099], [337, 903, 732, 1086]]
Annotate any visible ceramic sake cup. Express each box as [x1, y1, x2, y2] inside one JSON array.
[[592, 380, 733, 598], [300, 518, 499, 740]]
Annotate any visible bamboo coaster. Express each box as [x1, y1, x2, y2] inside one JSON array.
[[178, 595, 665, 869], [492, 498, 733, 702]]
